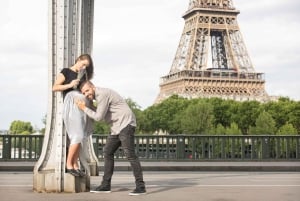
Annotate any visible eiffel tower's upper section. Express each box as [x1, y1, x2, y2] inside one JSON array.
[[188, 0, 234, 10], [169, 0, 256, 74], [155, 0, 269, 103]]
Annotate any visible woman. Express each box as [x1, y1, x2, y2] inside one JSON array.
[[53, 54, 94, 177]]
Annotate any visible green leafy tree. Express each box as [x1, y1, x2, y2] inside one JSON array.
[[179, 100, 214, 134], [80, 96, 300, 136], [40, 114, 47, 135], [210, 123, 226, 135], [276, 123, 298, 135], [264, 98, 293, 130], [287, 101, 300, 134], [249, 111, 276, 135], [225, 122, 242, 135], [143, 95, 188, 133], [125, 98, 145, 134], [210, 98, 234, 128], [93, 121, 110, 135], [232, 101, 262, 134], [9, 120, 33, 135]]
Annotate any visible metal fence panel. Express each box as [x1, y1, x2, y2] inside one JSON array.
[[1, 135, 299, 161]]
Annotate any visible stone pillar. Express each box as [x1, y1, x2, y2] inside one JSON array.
[[33, 0, 99, 193]]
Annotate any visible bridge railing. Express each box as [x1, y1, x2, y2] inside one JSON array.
[[0, 135, 43, 160], [1, 135, 299, 161]]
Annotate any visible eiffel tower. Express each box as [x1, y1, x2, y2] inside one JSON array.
[[156, 0, 269, 103]]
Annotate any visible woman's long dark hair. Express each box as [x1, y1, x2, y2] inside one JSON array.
[[76, 54, 94, 80]]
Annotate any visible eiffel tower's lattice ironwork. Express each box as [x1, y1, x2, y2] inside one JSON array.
[[156, 0, 269, 103]]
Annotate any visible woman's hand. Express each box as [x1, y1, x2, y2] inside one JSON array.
[[70, 79, 80, 88]]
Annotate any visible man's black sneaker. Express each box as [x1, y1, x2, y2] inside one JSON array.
[[90, 185, 111, 193], [129, 188, 146, 196]]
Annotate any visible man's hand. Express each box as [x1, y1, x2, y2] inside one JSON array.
[[75, 99, 86, 110]]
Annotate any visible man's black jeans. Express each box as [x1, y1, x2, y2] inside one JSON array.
[[102, 124, 145, 189]]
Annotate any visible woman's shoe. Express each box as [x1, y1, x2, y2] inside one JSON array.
[[75, 169, 86, 177], [66, 168, 80, 177]]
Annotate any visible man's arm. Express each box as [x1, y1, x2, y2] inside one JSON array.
[[76, 96, 109, 121]]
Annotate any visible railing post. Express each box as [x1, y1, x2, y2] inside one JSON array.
[[177, 136, 185, 159], [296, 137, 300, 159], [286, 137, 290, 159], [3, 136, 11, 160], [241, 136, 245, 159], [28, 136, 32, 159], [191, 137, 196, 159], [275, 137, 280, 159], [261, 136, 269, 159], [92, 135, 99, 158], [296, 137, 299, 159], [201, 136, 206, 159]]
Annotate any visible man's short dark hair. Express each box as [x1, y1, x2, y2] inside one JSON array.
[[79, 80, 94, 90]]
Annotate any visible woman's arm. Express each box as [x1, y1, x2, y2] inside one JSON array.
[[52, 73, 79, 91]]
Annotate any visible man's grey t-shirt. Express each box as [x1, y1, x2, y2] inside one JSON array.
[[84, 87, 136, 135]]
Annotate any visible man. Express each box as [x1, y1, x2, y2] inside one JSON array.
[[76, 81, 146, 196]]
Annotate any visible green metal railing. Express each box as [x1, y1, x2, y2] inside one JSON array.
[[93, 135, 300, 161], [0, 135, 43, 161], [1, 135, 299, 161]]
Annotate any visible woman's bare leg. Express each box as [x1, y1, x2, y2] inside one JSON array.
[[72, 144, 81, 169], [66, 143, 80, 169]]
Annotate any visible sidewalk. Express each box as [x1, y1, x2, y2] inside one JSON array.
[[1, 171, 300, 201], [1, 161, 300, 171]]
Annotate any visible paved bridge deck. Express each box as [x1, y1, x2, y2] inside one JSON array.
[[1, 171, 299, 201]]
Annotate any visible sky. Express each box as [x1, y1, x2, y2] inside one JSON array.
[[0, 0, 299, 130]]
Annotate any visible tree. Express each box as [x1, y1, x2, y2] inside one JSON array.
[[9, 120, 33, 135], [125, 98, 145, 134], [225, 122, 242, 135], [210, 98, 233, 128], [93, 121, 110, 134], [40, 114, 47, 135], [143, 95, 188, 134], [210, 123, 226, 135], [179, 100, 214, 134], [249, 111, 276, 135], [232, 101, 262, 134], [125, 98, 142, 111], [287, 101, 300, 134], [264, 98, 293, 130], [277, 123, 298, 135]]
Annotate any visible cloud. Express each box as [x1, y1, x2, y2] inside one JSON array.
[[235, 0, 300, 102]]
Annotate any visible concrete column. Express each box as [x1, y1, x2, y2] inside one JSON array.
[[33, 0, 98, 193]]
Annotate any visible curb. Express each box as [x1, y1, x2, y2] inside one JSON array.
[[1, 163, 300, 172]]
